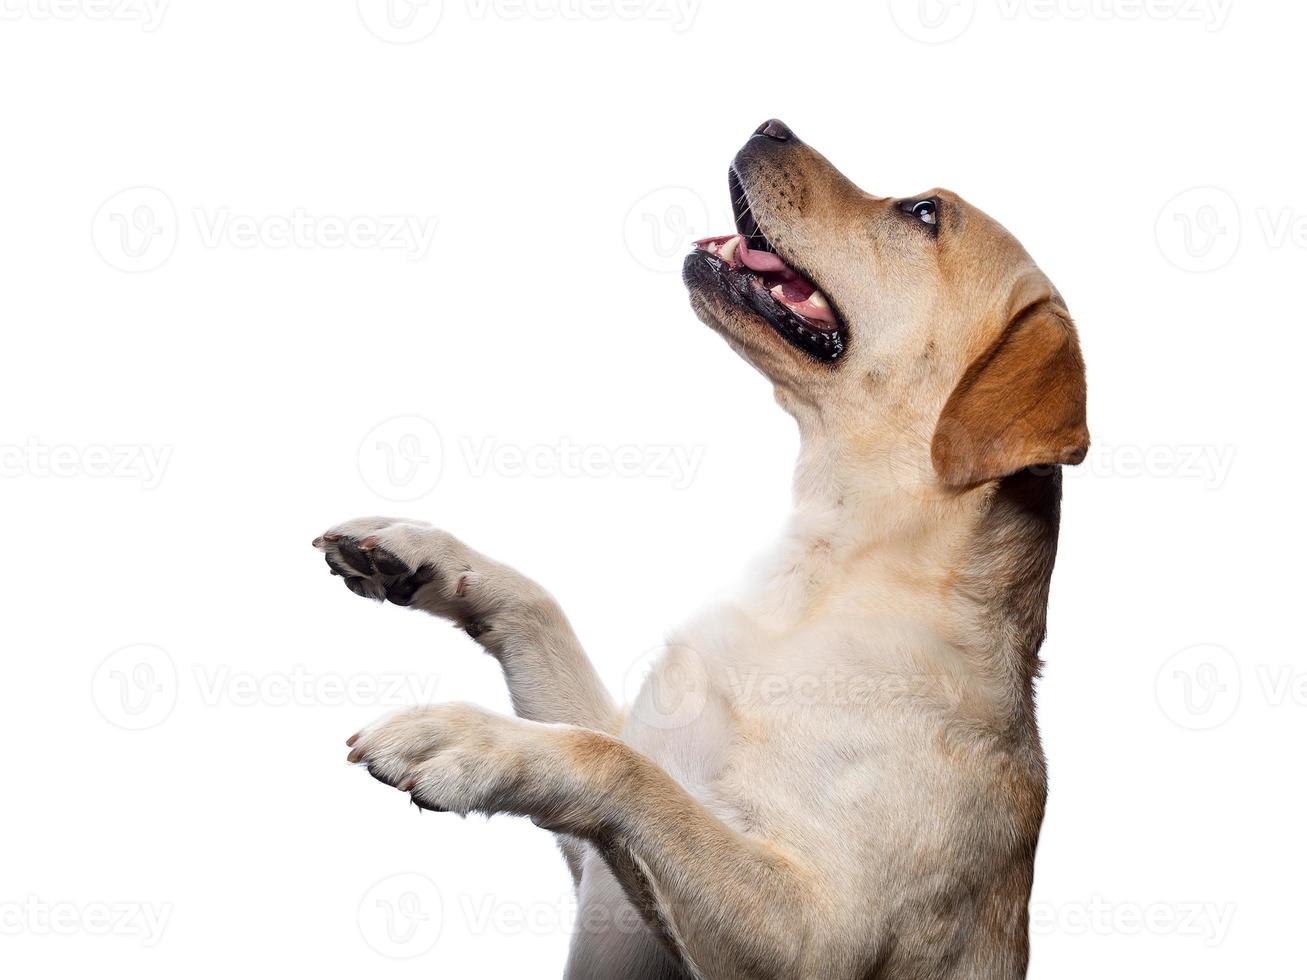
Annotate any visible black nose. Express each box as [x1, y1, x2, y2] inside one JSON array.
[[754, 119, 794, 142]]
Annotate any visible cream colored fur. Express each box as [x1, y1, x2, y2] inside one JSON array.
[[315, 121, 1087, 980]]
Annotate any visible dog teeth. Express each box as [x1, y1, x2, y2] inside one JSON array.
[[807, 290, 830, 310], [719, 235, 741, 264], [770, 283, 787, 301]]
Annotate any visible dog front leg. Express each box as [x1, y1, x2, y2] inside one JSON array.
[[572, 740, 818, 980], [347, 704, 820, 979], [315, 517, 618, 734]]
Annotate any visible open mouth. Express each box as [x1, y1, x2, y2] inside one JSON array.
[[687, 168, 847, 362]]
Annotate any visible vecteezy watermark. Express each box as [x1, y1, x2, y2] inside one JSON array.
[[723, 665, 969, 712], [356, 0, 445, 42], [1154, 187, 1307, 273], [91, 187, 178, 273], [0, 0, 169, 31], [1253, 664, 1307, 709], [621, 643, 711, 731], [0, 439, 173, 489], [1155, 644, 1241, 731], [91, 644, 179, 731], [1158, 646, 1307, 730], [1155, 187, 1242, 272], [1159, 189, 1307, 272], [623, 186, 713, 274], [357, 416, 706, 501], [464, 0, 700, 30], [0, 897, 173, 946], [357, 0, 700, 41], [192, 208, 438, 260], [358, 873, 444, 958], [885, 439, 1238, 504], [92, 645, 444, 730], [889, 0, 976, 44], [92, 186, 439, 272], [460, 436, 705, 489], [621, 647, 978, 731], [891, 0, 1231, 44], [460, 891, 646, 938], [358, 415, 445, 503], [1071, 442, 1237, 491], [1031, 897, 1235, 947], [995, 0, 1232, 29], [192, 666, 441, 709]]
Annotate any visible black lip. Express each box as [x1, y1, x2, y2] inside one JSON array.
[[683, 251, 847, 362], [685, 166, 848, 363]]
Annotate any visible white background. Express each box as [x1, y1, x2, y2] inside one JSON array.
[[1, 1, 1301, 977]]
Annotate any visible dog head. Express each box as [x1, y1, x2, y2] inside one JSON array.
[[683, 120, 1089, 491]]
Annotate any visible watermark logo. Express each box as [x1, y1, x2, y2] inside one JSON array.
[[1256, 664, 1307, 710], [0, 439, 173, 489], [358, 415, 445, 502], [622, 642, 710, 731], [92, 187, 177, 273], [996, 0, 1232, 29], [92, 652, 442, 728], [1156, 186, 1241, 273], [460, 436, 704, 489], [358, 873, 443, 958], [363, 0, 703, 36], [356, 418, 705, 499], [357, 0, 444, 42], [891, 0, 1231, 43], [1072, 442, 1236, 490], [459, 890, 646, 937], [464, 0, 700, 30], [889, 0, 976, 43], [94, 188, 439, 272], [1255, 206, 1307, 251], [886, 438, 1236, 501], [624, 186, 712, 274], [1155, 644, 1241, 731], [0, 0, 169, 31], [91, 644, 178, 731], [0, 897, 173, 946], [1031, 897, 1235, 946], [1158, 646, 1307, 729], [192, 208, 438, 260], [193, 667, 441, 709]]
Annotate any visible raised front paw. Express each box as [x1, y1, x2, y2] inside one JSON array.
[[312, 517, 474, 615], [345, 704, 554, 817]]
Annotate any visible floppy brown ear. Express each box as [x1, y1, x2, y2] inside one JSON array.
[[931, 300, 1089, 488]]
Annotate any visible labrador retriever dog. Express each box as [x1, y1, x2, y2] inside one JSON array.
[[314, 119, 1089, 980]]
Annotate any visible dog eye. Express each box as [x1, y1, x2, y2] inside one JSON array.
[[902, 199, 938, 227]]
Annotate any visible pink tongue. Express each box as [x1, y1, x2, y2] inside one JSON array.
[[737, 236, 790, 274], [693, 234, 837, 328]]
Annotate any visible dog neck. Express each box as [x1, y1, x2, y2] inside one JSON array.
[[747, 401, 1062, 727]]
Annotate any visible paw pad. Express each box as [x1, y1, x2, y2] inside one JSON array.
[[316, 534, 438, 607]]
